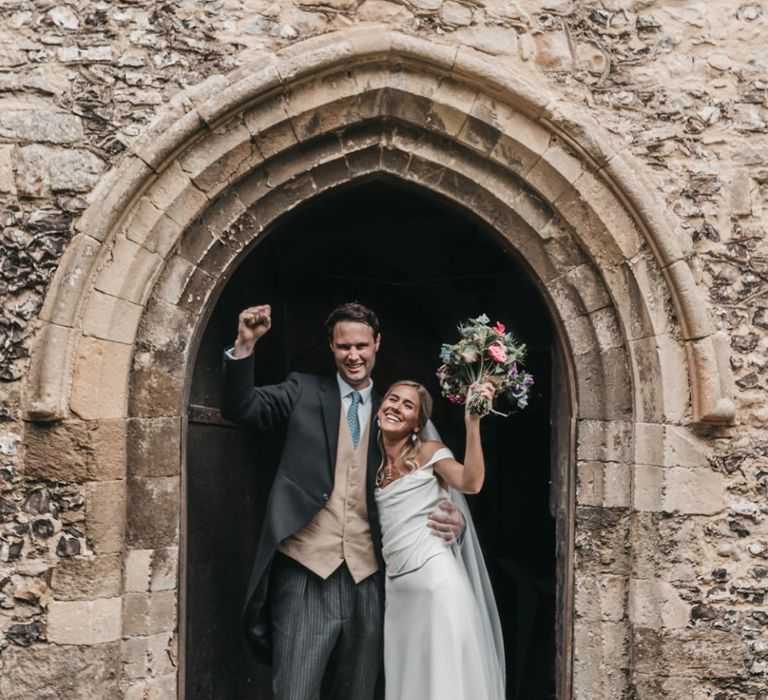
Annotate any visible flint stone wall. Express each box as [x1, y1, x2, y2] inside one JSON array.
[[0, 1, 766, 698]]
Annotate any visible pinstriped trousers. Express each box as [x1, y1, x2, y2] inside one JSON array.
[[269, 554, 384, 700]]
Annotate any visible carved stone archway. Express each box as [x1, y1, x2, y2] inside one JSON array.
[[22, 26, 735, 697]]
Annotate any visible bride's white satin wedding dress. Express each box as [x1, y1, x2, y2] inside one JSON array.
[[375, 447, 505, 700]]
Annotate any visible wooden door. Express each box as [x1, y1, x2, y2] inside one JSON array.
[[183, 179, 562, 699]]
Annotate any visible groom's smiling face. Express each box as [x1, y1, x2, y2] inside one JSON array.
[[330, 320, 380, 390]]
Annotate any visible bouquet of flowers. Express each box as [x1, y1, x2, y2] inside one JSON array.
[[436, 314, 534, 417]]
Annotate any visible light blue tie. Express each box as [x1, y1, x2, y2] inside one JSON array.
[[347, 391, 362, 449]]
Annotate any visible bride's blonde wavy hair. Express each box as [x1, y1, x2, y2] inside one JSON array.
[[377, 380, 434, 481]]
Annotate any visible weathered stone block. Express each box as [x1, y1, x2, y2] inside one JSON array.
[[574, 348, 632, 421], [241, 173, 317, 233], [124, 547, 178, 593], [631, 513, 705, 582], [0, 642, 120, 699], [512, 231, 563, 286], [128, 360, 185, 419], [0, 108, 83, 143], [457, 114, 501, 155], [575, 506, 631, 576], [122, 636, 150, 680], [663, 467, 727, 516], [122, 589, 176, 636], [84, 480, 125, 554], [311, 156, 354, 195], [150, 547, 178, 592], [15, 144, 52, 196], [573, 618, 630, 699], [627, 335, 665, 425], [632, 464, 663, 512], [631, 673, 720, 700], [82, 290, 143, 345], [345, 144, 382, 178], [509, 186, 554, 233], [590, 307, 624, 353], [663, 425, 710, 468], [123, 674, 177, 700], [727, 167, 753, 217], [127, 417, 181, 478], [93, 237, 164, 305], [629, 578, 690, 630], [575, 573, 627, 622], [358, 0, 413, 22], [48, 597, 122, 644], [558, 169, 644, 270], [526, 140, 583, 204], [0, 144, 16, 194], [178, 189, 247, 269], [51, 554, 122, 600], [74, 155, 154, 244], [577, 419, 633, 463], [126, 476, 179, 549], [70, 336, 133, 420], [253, 120, 298, 160], [119, 197, 178, 259], [23, 419, 125, 482], [125, 549, 153, 593], [634, 627, 749, 678], [136, 303, 196, 362], [564, 315, 599, 356], [89, 420, 127, 481], [178, 121, 257, 195], [577, 461, 604, 507], [50, 149, 105, 192], [24, 420, 91, 481], [292, 99, 354, 142], [154, 255, 198, 307], [121, 631, 176, 681], [533, 30, 573, 71], [566, 263, 612, 315], [603, 462, 631, 508]]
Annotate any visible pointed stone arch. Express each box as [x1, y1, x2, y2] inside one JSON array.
[[25, 26, 734, 427], [21, 25, 736, 698]]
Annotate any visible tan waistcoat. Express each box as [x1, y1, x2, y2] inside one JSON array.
[[277, 409, 379, 582]]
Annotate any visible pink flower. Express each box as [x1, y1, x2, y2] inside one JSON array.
[[487, 342, 507, 363], [493, 321, 505, 334]]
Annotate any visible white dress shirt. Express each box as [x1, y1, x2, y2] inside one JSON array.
[[337, 374, 373, 430]]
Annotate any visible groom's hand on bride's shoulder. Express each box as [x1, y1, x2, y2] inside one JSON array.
[[427, 499, 465, 546]]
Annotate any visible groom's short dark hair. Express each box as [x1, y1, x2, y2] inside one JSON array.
[[325, 302, 380, 340]]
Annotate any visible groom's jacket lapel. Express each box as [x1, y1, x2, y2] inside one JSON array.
[[319, 375, 341, 485]]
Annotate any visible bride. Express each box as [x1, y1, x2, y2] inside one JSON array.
[[375, 380, 505, 700]]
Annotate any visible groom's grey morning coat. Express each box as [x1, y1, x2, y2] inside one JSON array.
[[221, 353, 384, 663]]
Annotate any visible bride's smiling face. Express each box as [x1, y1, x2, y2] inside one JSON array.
[[378, 384, 421, 439]]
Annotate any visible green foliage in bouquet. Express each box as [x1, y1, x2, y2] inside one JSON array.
[[436, 314, 534, 417]]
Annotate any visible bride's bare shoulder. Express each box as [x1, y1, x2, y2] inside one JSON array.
[[418, 440, 445, 461]]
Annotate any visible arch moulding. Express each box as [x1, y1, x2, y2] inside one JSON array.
[[24, 25, 735, 426]]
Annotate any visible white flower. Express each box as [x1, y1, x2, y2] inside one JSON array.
[[460, 345, 480, 363]]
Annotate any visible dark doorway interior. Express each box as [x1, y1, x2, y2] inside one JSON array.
[[186, 178, 558, 699]]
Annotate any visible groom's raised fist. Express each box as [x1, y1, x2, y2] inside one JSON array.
[[234, 305, 272, 358]]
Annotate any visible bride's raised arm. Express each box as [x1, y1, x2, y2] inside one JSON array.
[[431, 382, 495, 495]]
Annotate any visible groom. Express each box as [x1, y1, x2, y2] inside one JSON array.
[[221, 302, 462, 700]]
